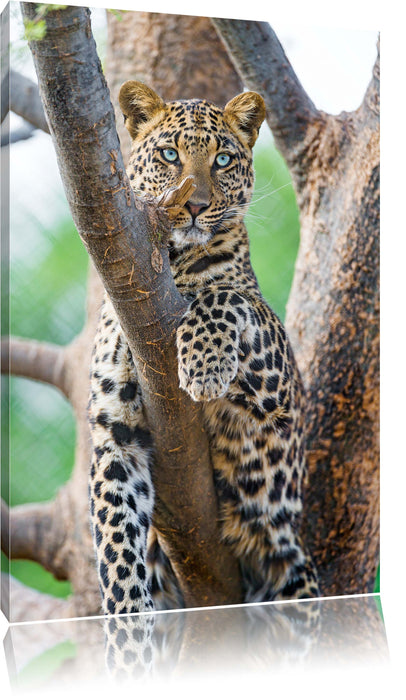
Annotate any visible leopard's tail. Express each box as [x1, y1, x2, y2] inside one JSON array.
[[88, 296, 155, 617]]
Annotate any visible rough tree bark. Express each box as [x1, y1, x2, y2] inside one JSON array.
[[1, 8, 379, 621]]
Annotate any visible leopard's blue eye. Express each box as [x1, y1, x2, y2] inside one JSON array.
[[161, 148, 178, 163], [215, 153, 231, 167]]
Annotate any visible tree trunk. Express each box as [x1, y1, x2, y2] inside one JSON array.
[[287, 81, 380, 596], [212, 19, 380, 595]]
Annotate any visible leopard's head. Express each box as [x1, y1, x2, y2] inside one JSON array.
[[119, 81, 266, 249]]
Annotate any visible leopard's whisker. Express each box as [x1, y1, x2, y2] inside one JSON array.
[[251, 182, 292, 205]]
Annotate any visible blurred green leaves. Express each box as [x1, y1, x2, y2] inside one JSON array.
[[249, 129, 300, 321], [11, 217, 88, 345]]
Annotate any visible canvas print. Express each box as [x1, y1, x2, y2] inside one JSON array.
[[1, 0, 380, 680]]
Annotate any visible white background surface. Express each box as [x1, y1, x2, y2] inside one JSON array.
[[1, 0, 404, 697]]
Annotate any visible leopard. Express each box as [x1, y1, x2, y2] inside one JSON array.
[[88, 81, 320, 644]]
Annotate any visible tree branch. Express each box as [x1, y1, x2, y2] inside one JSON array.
[[1, 336, 69, 398], [359, 37, 380, 124], [211, 18, 322, 180], [21, 2, 241, 607], [9, 69, 49, 133], [1, 123, 36, 147], [2, 575, 75, 622], [1, 498, 68, 580]]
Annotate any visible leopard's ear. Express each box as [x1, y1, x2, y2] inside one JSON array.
[[224, 91, 266, 148], [119, 81, 165, 139]]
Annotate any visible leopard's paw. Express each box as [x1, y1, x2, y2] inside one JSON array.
[[178, 354, 238, 402]]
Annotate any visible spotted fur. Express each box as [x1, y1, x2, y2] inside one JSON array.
[[88, 81, 319, 624]]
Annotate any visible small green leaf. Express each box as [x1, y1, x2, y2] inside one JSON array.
[[108, 9, 124, 21], [23, 4, 68, 42], [23, 19, 46, 42], [36, 4, 68, 16]]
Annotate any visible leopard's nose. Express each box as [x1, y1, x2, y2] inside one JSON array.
[[185, 201, 210, 219]]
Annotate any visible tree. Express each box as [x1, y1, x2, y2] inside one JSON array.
[[212, 19, 380, 596], [1, 5, 379, 622]]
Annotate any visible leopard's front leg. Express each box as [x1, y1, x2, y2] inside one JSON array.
[[177, 289, 250, 402]]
